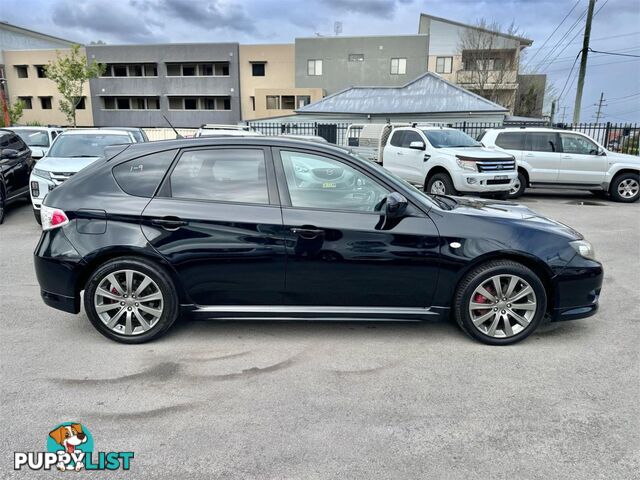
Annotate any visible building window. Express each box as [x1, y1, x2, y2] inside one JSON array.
[[281, 96, 295, 110], [435, 57, 453, 74], [145, 64, 157, 76], [266, 95, 280, 110], [182, 65, 196, 76], [15, 65, 28, 78], [113, 65, 128, 77], [390, 58, 406, 75], [130, 65, 143, 77], [250, 96, 255, 111], [251, 63, 266, 76], [75, 97, 86, 110], [307, 59, 323, 76], [39, 97, 52, 109], [167, 96, 231, 110], [165, 62, 230, 77], [296, 95, 311, 108], [102, 96, 160, 110], [102, 63, 158, 77], [35, 65, 47, 78], [18, 96, 33, 109], [116, 98, 130, 109], [348, 54, 365, 62]]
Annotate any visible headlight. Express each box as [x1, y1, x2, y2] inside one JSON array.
[[455, 156, 477, 172], [33, 168, 51, 179], [570, 240, 596, 260]]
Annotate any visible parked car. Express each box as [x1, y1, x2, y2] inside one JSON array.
[[346, 123, 517, 198], [8, 126, 64, 160], [29, 129, 135, 223], [480, 127, 640, 202], [0, 128, 33, 223], [34, 137, 602, 345], [195, 124, 263, 137], [99, 127, 148, 143]]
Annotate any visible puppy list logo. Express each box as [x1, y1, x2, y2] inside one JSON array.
[[14, 422, 134, 471]]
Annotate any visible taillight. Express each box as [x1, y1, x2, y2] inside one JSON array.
[[41, 205, 69, 231]]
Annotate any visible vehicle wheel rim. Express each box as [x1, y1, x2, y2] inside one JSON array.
[[468, 274, 537, 338], [430, 180, 446, 195], [510, 179, 521, 195], [94, 269, 163, 336], [617, 178, 639, 198]]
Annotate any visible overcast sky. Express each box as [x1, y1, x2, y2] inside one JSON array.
[[2, 0, 639, 122]]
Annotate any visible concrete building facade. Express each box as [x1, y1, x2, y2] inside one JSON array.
[[87, 43, 241, 128], [294, 35, 429, 95]]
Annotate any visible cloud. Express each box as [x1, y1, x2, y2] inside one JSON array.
[[322, 0, 412, 18], [157, 0, 256, 34]]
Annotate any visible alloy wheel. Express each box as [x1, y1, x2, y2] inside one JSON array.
[[617, 178, 639, 199], [468, 274, 537, 338], [510, 179, 521, 195], [94, 269, 164, 336], [430, 180, 446, 195]]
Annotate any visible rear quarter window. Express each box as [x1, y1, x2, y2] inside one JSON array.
[[112, 149, 177, 197], [495, 132, 525, 150]]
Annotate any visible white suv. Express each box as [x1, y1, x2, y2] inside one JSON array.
[[481, 127, 640, 202], [8, 126, 64, 160]]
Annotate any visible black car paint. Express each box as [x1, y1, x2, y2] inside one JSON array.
[[0, 129, 33, 205], [34, 137, 603, 324]]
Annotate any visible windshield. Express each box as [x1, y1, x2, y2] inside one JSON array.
[[14, 129, 50, 147], [48, 134, 132, 157], [423, 129, 481, 148]]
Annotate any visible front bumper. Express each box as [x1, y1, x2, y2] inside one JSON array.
[[29, 172, 55, 209], [551, 254, 603, 322], [453, 171, 517, 193]]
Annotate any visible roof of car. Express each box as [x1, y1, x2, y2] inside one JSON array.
[[110, 136, 350, 160], [484, 127, 562, 133], [58, 129, 133, 136], [7, 126, 63, 131]]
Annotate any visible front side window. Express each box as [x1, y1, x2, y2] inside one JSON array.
[[390, 58, 407, 75], [560, 133, 599, 155], [113, 149, 177, 197], [280, 150, 389, 212], [169, 149, 269, 204], [435, 56, 453, 74], [527, 132, 559, 153], [495, 132, 525, 150], [401, 131, 423, 148], [307, 59, 323, 76]]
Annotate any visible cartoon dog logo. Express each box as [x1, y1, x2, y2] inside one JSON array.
[[48, 423, 87, 471]]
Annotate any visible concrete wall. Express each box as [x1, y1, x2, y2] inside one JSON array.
[[295, 35, 429, 95], [3, 49, 94, 126], [87, 43, 241, 128], [0, 23, 74, 64]]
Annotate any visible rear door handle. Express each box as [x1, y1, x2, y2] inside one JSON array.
[[291, 227, 325, 239], [525, 153, 535, 157], [151, 217, 188, 231]]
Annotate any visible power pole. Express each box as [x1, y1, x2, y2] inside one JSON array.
[[573, 0, 596, 124], [594, 92, 606, 123], [559, 106, 568, 123]]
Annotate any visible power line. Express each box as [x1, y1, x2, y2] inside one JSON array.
[[544, 57, 640, 74], [587, 47, 640, 58], [526, 31, 640, 52], [533, 5, 589, 71], [606, 92, 640, 102]]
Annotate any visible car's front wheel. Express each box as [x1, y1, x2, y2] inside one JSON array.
[[454, 260, 547, 345], [610, 172, 639, 203], [84, 257, 179, 343], [426, 173, 457, 196], [507, 171, 527, 199]]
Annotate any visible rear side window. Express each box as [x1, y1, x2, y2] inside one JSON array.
[[113, 149, 177, 197], [168, 149, 269, 204], [389, 130, 405, 147], [495, 132, 525, 150], [526, 132, 559, 152]]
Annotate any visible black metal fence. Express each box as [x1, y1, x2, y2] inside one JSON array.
[[248, 120, 640, 155]]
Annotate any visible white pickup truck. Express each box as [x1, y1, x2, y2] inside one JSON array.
[[346, 123, 517, 197]]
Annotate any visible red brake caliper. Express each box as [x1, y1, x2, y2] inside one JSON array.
[[474, 286, 494, 316]]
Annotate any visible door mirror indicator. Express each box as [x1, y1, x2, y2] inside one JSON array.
[[409, 141, 426, 151], [384, 192, 408, 219]]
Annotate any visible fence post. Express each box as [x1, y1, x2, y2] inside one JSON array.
[[604, 121, 611, 149]]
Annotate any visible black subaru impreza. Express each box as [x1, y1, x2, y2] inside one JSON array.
[[34, 137, 603, 345]]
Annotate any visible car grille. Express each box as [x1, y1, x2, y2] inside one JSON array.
[[476, 159, 516, 173], [50, 172, 76, 186]]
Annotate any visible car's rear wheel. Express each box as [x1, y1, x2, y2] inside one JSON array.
[[0, 188, 5, 225], [454, 260, 547, 345], [84, 257, 179, 343], [426, 173, 457, 196], [507, 171, 527, 199], [610, 172, 639, 203]]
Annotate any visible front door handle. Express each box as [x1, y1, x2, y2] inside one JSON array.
[[151, 217, 188, 231], [291, 227, 325, 239], [397, 151, 405, 156], [561, 154, 572, 159]]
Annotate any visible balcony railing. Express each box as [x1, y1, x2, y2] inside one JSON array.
[[456, 69, 518, 87]]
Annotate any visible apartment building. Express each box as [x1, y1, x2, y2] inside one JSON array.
[[418, 13, 537, 114], [294, 35, 430, 96], [239, 44, 324, 120], [86, 43, 241, 128]]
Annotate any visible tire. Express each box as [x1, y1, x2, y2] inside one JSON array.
[[507, 171, 527, 199], [83, 257, 179, 343], [453, 260, 547, 346], [609, 172, 640, 203], [0, 188, 5, 225], [33, 208, 42, 225], [426, 173, 458, 196]]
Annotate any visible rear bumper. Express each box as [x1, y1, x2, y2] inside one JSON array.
[[550, 255, 603, 322], [40, 289, 79, 314]]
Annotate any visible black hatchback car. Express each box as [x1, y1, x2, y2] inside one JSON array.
[[34, 138, 603, 345]]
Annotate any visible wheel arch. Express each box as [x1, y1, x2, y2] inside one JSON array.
[[424, 165, 452, 189], [517, 166, 530, 186]]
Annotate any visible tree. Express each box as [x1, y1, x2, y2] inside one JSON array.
[[0, 99, 25, 127], [458, 19, 525, 110], [45, 45, 105, 127]]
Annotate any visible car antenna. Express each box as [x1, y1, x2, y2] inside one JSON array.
[[163, 115, 183, 139]]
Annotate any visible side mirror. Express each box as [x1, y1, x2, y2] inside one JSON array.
[[384, 192, 408, 218], [409, 141, 426, 151], [1, 148, 20, 159], [599, 149, 607, 156]]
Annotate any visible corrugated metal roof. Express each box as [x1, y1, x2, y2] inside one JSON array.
[[296, 72, 508, 115]]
